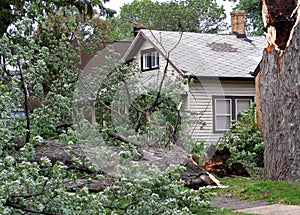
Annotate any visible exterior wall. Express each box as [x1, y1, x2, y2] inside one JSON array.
[[187, 78, 255, 144]]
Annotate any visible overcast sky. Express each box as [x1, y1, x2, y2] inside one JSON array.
[[104, 0, 238, 26]]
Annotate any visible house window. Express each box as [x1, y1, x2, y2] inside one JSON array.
[[141, 48, 159, 71], [10, 109, 25, 118], [235, 98, 252, 120], [213, 96, 253, 132]]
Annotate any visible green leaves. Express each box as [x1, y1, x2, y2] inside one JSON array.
[[218, 103, 264, 171], [102, 165, 214, 214], [110, 0, 227, 40], [0, 1, 219, 213]]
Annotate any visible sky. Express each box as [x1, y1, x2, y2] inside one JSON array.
[[104, 0, 238, 27]]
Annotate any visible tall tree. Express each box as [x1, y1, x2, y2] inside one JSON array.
[[0, 0, 114, 143], [0, 0, 115, 37], [259, 0, 300, 181], [110, 0, 227, 40], [226, 0, 263, 35]]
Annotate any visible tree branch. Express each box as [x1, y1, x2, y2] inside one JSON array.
[[108, 131, 155, 147], [17, 58, 30, 143], [5, 200, 61, 215], [11, 180, 48, 199]]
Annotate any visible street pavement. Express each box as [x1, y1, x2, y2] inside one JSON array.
[[234, 204, 300, 215]]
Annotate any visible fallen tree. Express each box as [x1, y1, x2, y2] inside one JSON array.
[[28, 140, 251, 192], [32, 140, 217, 190]]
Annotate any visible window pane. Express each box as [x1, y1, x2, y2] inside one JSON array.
[[215, 99, 231, 114], [11, 110, 25, 118], [151, 52, 158, 68], [216, 116, 230, 130], [142, 54, 150, 69], [236, 99, 251, 113]]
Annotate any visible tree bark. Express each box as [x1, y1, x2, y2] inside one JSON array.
[[30, 140, 224, 190], [259, 23, 300, 181]]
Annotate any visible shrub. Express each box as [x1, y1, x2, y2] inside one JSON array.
[[218, 103, 264, 169]]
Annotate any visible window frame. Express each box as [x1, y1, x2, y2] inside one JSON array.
[[142, 53, 150, 70], [235, 98, 253, 120], [214, 98, 232, 132], [212, 95, 254, 132], [141, 48, 159, 71]]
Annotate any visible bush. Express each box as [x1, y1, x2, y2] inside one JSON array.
[[218, 103, 264, 169]]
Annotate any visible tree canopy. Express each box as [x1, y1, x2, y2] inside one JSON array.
[[0, 0, 115, 38], [110, 0, 227, 40]]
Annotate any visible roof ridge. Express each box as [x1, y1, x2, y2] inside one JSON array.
[[140, 29, 265, 38]]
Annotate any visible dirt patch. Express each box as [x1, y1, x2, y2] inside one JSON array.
[[212, 195, 271, 210]]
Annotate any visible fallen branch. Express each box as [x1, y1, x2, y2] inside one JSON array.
[[108, 131, 154, 147], [5, 200, 61, 215]]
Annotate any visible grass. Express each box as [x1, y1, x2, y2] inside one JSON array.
[[215, 176, 300, 205]]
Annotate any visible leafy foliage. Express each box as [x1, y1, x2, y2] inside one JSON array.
[[90, 57, 189, 146], [102, 165, 215, 214], [218, 103, 264, 168], [0, 150, 215, 214], [0, 1, 216, 214], [0, 0, 115, 37], [127, 90, 181, 143], [110, 0, 227, 40]]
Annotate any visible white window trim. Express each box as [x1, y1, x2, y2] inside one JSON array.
[[214, 98, 232, 132], [151, 51, 159, 68], [213, 96, 254, 132], [142, 53, 150, 70], [141, 48, 159, 71]]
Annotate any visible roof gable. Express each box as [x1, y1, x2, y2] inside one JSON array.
[[124, 30, 266, 78], [80, 41, 131, 76]]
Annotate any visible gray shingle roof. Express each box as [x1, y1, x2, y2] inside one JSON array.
[[125, 30, 266, 78]]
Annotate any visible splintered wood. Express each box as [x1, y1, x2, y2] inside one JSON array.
[[261, 0, 299, 52], [201, 146, 250, 178]]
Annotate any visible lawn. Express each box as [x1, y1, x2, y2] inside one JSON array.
[[215, 176, 300, 205]]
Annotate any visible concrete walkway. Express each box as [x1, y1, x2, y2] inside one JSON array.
[[235, 204, 300, 215], [212, 196, 300, 214]]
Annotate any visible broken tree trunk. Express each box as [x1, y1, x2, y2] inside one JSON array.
[[201, 146, 250, 178], [259, 1, 300, 181], [31, 140, 221, 191]]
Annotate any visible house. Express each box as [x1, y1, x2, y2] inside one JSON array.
[[122, 11, 266, 143], [72, 40, 132, 74], [74, 40, 132, 124]]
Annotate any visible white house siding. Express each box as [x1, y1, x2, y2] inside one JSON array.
[[186, 78, 255, 144]]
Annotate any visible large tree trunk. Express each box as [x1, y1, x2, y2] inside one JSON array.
[[28, 140, 249, 190], [259, 6, 300, 181]]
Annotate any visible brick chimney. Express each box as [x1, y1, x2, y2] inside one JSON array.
[[230, 10, 246, 38], [134, 23, 147, 37]]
